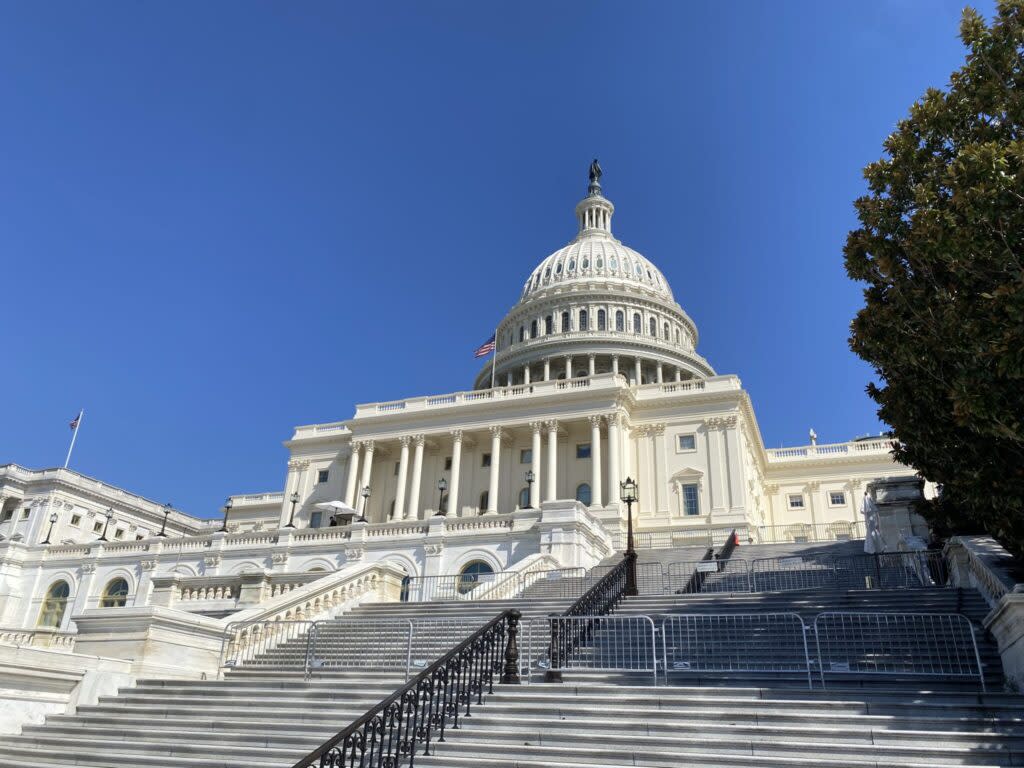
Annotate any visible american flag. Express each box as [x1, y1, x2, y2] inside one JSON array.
[[69, 411, 82, 430], [473, 334, 496, 358]]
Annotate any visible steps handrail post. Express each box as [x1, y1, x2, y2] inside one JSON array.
[[500, 609, 522, 684]]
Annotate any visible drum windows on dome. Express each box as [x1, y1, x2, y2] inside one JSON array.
[[579, 310, 588, 331], [596, 257, 603, 269], [582, 257, 589, 269], [633, 313, 642, 334], [561, 311, 571, 332], [649, 317, 657, 337], [555, 263, 563, 275], [609, 257, 617, 270], [615, 311, 625, 332], [597, 309, 606, 331], [545, 315, 553, 335], [568, 259, 576, 272]]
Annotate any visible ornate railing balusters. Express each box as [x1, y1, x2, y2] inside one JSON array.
[[293, 609, 518, 768]]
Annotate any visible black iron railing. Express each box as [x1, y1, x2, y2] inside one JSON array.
[[677, 547, 715, 595], [545, 554, 631, 682], [293, 609, 521, 768]]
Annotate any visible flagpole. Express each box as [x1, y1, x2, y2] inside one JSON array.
[[64, 410, 83, 469], [489, 327, 498, 390]]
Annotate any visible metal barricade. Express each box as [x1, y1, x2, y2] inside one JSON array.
[[666, 558, 751, 594], [661, 613, 812, 689], [306, 618, 414, 679], [590, 562, 666, 595], [403, 568, 587, 602], [833, 552, 949, 590], [220, 620, 315, 675], [812, 612, 985, 691], [750, 554, 838, 592], [544, 614, 659, 685]]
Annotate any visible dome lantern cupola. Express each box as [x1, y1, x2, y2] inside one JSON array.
[[575, 158, 614, 237]]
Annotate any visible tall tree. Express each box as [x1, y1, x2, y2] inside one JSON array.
[[844, 1, 1024, 553]]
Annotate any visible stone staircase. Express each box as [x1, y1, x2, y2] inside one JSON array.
[[0, 595, 572, 768], [0, 542, 1015, 768]]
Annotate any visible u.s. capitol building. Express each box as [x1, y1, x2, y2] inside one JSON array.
[[0, 166, 907, 653]]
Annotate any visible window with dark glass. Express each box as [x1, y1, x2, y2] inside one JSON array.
[[317, 469, 330, 484], [576, 443, 591, 459], [575, 483, 592, 506], [597, 309, 606, 330], [579, 310, 588, 331], [615, 311, 624, 331], [545, 315, 553, 335], [682, 484, 700, 516], [650, 317, 657, 336], [561, 311, 570, 332], [633, 313, 642, 333], [530, 320, 538, 338]]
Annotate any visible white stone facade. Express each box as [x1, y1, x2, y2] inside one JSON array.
[[0, 169, 914, 640]]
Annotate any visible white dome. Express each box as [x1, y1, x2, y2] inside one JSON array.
[[521, 237, 673, 303]]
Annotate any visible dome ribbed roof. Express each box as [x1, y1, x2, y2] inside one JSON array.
[[520, 236, 673, 303]]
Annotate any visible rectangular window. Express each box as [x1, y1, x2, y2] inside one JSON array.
[[520, 448, 532, 464], [682, 484, 700, 516], [317, 469, 330, 484], [310, 511, 323, 529], [444, 457, 452, 471], [394, 461, 400, 476], [677, 434, 696, 452], [576, 443, 591, 459], [482, 453, 491, 467], [21, 508, 30, 519], [93, 522, 103, 533], [114, 529, 124, 540], [788, 494, 805, 509], [0, 510, 12, 523], [136, 534, 144, 541], [829, 491, 846, 506], [71, 514, 82, 527]]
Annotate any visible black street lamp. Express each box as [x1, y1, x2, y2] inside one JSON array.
[[435, 478, 448, 516], [219, 497, 233, 533], [524, 470, 535, 509], [157, 503, 172, 537], [285, 491, 300, 528], [619, 477, 638, 597], [359, 486, 370, 523], [42, 512, 58, 545], [98, 508, 114, 542]]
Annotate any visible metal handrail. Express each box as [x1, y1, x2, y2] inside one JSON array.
[[291, 609, 521, 768]]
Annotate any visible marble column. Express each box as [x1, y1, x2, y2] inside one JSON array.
[[612, 355, 619, 377], [543, 358, 551, 381], [344, 442, 361, 508], [406, 435, 424, 519], [588, 354, 596, 376], [530, 422, 542, 508], [656, 363, 663, 383], [634, 358, 642, 384], [589, 415, 603, 508], [523, 365, 531, 385], [564, 356, 572, 379], [486, 427, 503, 514], [449, 431, 463, 517], [394, 436, 410, 521], [607, 413, 622, 505], [359, 441, 375, 502], [675, 367, 682, 382], [545, 420, 558, 501], [506, 372, 513, 386]]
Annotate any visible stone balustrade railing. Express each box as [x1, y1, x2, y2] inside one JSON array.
[[152, 570, 332, 610], [765, 439, 894, 462], [0, 626, 76, 651], [945, 536, 1018, 609]]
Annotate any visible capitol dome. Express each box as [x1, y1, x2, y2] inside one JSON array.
[[474, 162, 715, 389]]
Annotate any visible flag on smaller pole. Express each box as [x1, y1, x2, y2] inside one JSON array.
[[64, 409, 84, 469], [69, 412, 81, 430], [473, 334, 496, 358]]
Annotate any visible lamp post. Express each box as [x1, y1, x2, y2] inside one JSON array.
[[525, 470, 535, 509], [157, 503, 172, 537], [42, 512, 58, 545], [98, 508, 114, 542], [285, 491, 300, 528], [435, 478, 448, 516], [219, 497, 233, 533], [359, 486, 370, 523], [619, 477, 638, 597]]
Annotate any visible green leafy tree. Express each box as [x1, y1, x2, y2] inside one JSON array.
[[844, 1, 1024, 554]]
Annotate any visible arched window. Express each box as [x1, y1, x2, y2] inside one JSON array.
[[518, 326, 525, 343], [596, 257, 603, 269], [575, 483, 592, 506], [649, 317, 657, 337], [544, 267, 551, 278], [633, 313, 642, 334], [582, 257, 590, 270], [545, 315, 553, 335], [675, 328, 680, 344], [609, 257, 618, 270], [567, 259, 576, 272], [518, 487, 530, 509], [664, 322, 670, 340], [478, 491, 489, 512], [579, 309, 588, 331], [37, 580, 69, 628], [597, 309, 606, 331], [400, 574, 412, 603], [530, 320, 538, 339], [555, 262, 562, 274], [615, 311, 624, 332], [100, 577, 129, 608], [457, 561, 495, 594], [561, 311, 571, 332]]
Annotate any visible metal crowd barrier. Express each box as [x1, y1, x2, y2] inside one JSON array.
[[540, 615, 659, 686], [661, 613, 812, 688], [521, 610, 983, 690], [403, 567, 587, 602], [813, 611, 985, 691], [220, 620, 316, 674], [666, 558, 751, 594]]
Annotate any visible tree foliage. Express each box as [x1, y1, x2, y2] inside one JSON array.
[[844, 1, 1024, 553]]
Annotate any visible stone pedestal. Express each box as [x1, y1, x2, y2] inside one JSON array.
[[985, 590, 1024, 691], [71, 607, 226, 680], [863, 476, 929, 553], [537, 500, 611, 570]]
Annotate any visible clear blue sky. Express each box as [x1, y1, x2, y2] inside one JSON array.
[[0, 1, 991, 518]]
